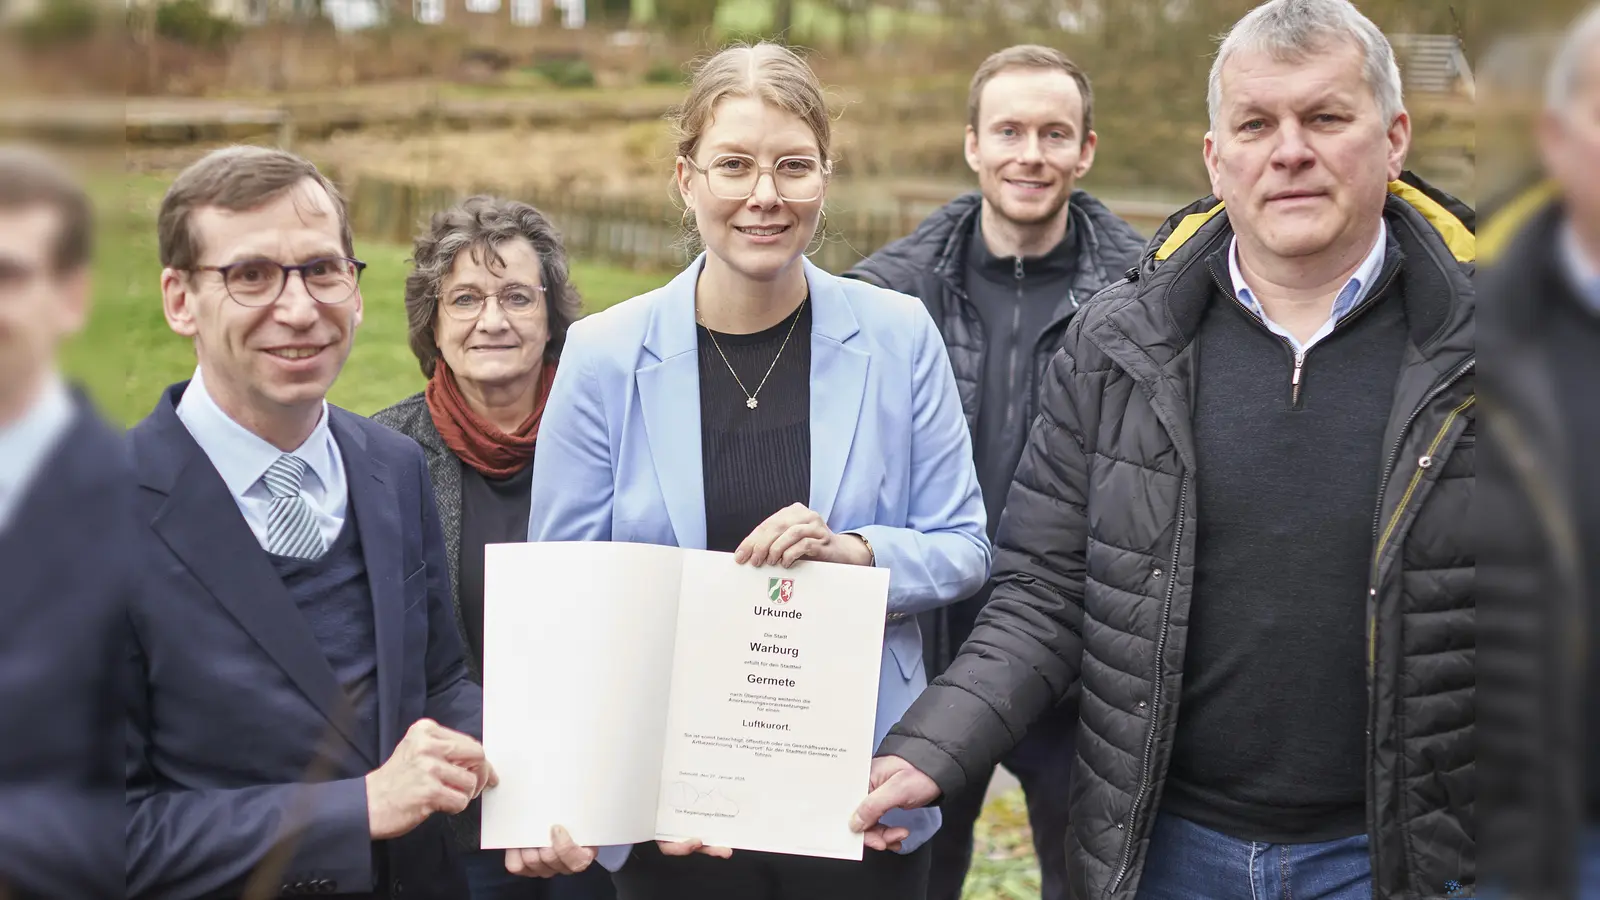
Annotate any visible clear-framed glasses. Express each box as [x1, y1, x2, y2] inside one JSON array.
[[683, 153, 831, 203], [189, 257, 365, 308], [439, 283, 548, 321]]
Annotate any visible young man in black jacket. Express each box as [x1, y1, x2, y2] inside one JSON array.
[[845, 45, 1143, 900], [851, 2, 1476, 899], [1478, 6, 1600, 898]]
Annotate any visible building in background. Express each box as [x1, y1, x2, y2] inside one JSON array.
[[410, 0, 582, 26], [1392, 33, 1476, 98]]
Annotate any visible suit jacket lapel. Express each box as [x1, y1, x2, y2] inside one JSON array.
[[638, 260, 707, 549], [143, 393, 374, 765], [804, 259, 868, 526], [332, 412, 403, 760]]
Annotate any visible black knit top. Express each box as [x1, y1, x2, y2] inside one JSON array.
[[697, 300, 813, 553]]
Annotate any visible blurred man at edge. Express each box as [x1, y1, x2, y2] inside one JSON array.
[[1478, 6, 1600, 898], [0, 145, 124, 899]]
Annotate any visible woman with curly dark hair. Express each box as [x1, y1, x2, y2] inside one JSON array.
[[372, 195, 612, 900]]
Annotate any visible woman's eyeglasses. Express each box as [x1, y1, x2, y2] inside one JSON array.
[[440, 284, 548, 321], [682, 154, 830, 203]]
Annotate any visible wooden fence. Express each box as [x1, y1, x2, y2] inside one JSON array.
[[347, 175, 916, 274], [344, 175, 1183, 277]]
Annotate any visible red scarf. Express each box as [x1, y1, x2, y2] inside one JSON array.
[[424, 362, 558, 479]]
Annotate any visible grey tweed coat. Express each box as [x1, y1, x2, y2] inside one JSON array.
[[370, 392, 475, 675], [369, 392, 485, 851]]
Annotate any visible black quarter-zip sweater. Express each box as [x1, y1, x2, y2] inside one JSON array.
[[1162, 239, 1409, 843]]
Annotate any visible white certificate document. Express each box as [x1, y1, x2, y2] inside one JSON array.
[[480, 541, 889, 860]]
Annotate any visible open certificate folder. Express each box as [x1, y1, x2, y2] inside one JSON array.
[[479, 541, 890, 860]]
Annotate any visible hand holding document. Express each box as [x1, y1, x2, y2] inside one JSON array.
[[480, 542, 890, 860], [503, 826, 598, 877]]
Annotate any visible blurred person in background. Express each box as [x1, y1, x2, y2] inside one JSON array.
[[851, 1, 1477, 898], [371, 196, 615, 900], [125, 146, 509, 899], [1478, 5, 1600, 898], [845, 44, 1144, 900], [0, 145, 123, 900], [527, 40, 990, 899]]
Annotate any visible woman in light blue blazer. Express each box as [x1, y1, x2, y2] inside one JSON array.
[[524, 41, 990, 900]]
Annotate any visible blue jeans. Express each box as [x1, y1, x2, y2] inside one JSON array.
[[1135, 814, 1371, 900], [1583, 827, 1600, 900], [461, 848, 618, 900]]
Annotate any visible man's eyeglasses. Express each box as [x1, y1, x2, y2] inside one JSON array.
[[440, 284, 547, 321], [188, 257, 366, 308], [682, 153, 831, 203]]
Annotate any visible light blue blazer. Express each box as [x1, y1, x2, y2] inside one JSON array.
[[527, 254, 990, 860]]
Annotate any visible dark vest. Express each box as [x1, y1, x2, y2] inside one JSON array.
[[268, 510, 380, 764]]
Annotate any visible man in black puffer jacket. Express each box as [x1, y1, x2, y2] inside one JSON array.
[[852, 3, 1475, 899], [845, 44, 1142, 900]]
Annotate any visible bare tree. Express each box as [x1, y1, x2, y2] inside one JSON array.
[[826, 0, 870, 53], [655, 0, 719, 37], [773, 0, 793, 38]]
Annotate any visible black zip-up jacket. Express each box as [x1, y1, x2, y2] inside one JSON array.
[[880, 174, 1476, 900], [845, 190, 1144, 670], [846, 190, 1145, 436]]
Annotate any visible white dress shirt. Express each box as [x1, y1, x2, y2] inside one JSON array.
[[0, 374, 75, 534], [175, 367, 348, 550], [1560, 220, 1600, 314], [1228, 220, 1389, 357]]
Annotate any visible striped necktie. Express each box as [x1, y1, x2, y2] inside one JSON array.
[[262, 454, 328, 560]]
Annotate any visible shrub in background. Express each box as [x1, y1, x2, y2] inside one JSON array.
[[525, 57, 596, 88], [644, 59, 683, 83], [155, 0, 240, 50], [17, 0, 99, 45]]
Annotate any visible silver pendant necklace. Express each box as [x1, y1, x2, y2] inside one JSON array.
[[698, 298, 807, 410]]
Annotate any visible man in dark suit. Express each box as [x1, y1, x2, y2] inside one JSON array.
[[125, 146, 500, 900], [0, 146, 124, 900]]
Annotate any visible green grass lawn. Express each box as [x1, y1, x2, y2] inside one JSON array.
[[67, 175, 671, 426], [964, 788, 1045, 899]]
